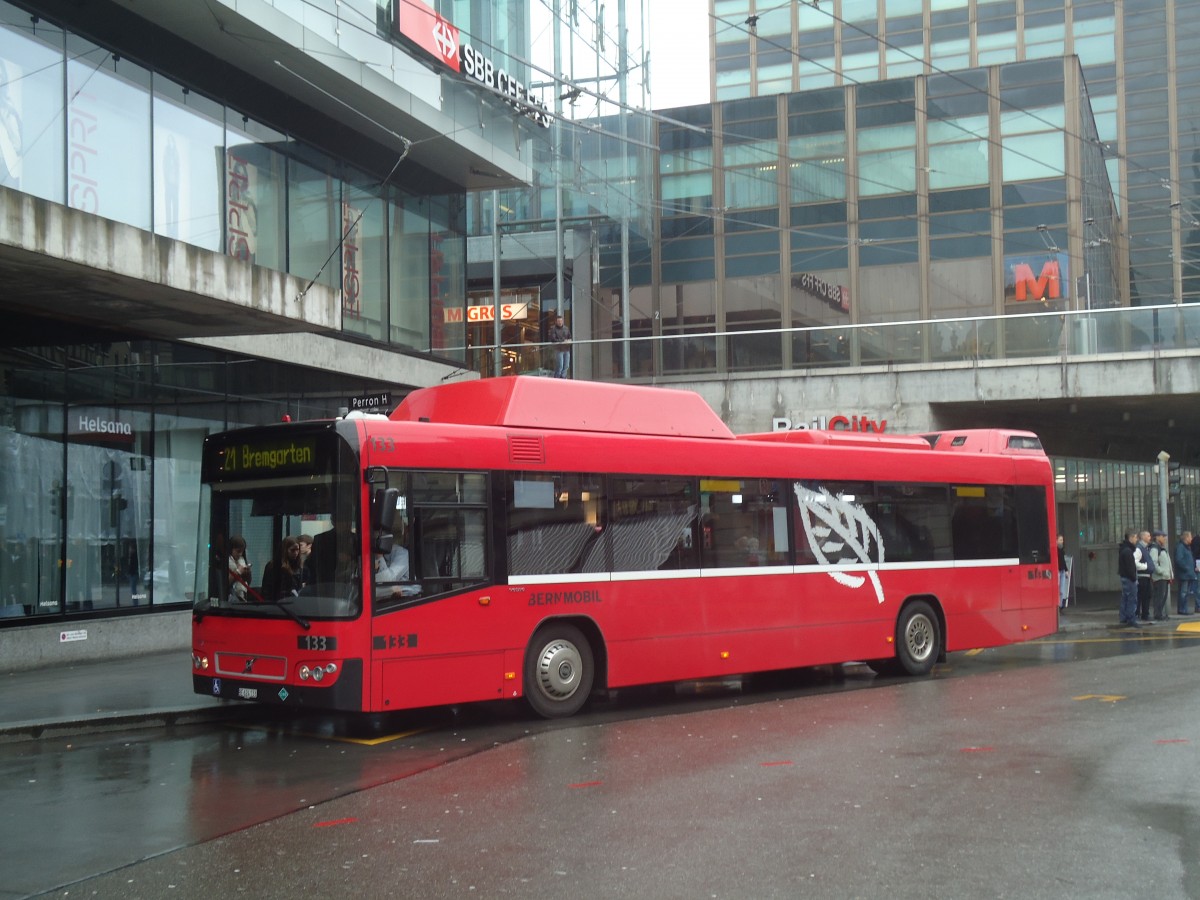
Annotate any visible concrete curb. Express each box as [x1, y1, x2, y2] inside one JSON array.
[[0, 703, 251, 744]]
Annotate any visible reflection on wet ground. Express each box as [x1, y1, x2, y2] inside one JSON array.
[[4, 627, 1200, 897]]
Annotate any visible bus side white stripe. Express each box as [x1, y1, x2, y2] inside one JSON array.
[[507, 557, 1022, 587]]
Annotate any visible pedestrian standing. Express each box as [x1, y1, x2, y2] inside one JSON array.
[[1056, 534, 1070, 609], [1149, 530, 1173, 621], [549, 313, 571, 378], [1174, 530, 1197, 615], [1136, 530, 1155, 624], [1117, 529, 1140, 627]]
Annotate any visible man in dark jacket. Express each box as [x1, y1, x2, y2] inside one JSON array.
[[549, 314, 571, 378], [1175, 530, 1198, 615], [1117, 529, 1141, 626], [1136, 530, 1155, 623]]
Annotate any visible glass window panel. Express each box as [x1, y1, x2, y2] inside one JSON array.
[[701, 480, 789, 567], [492, 483, 574, 563], [430, 195, 466, 363], [860, 218, 917, 241], [791, 246, 849, 270], [791, 201, 848, 225], [607, 478, 699, 572], [978, 48, 1019, 66], [796, 65, 838, 89], [662, 259, 715, 282], [841, 51, 879, 75], [1071, 33, 1114, 65], [66, 40, 151, 228], [340, 180, 387, 342], [725, 167, 777, 209], [660, 147, 714, 174], [725, 253, 782, 277], [153, 80, 223, 251], [391, 193, 431, 350], [857, 123, 915, 152], [859, 194, 917, 219], [789, 157, 846, 202], [928, 114, 989, 143], [929, 187, 990, 212], [930, 209, 991, 236], [662, 236, 715, 262], [726, 230, 781, 255], [859, 241, 918, 265], [856, 101, 916, 129], [287, 155, 337, 289], [1000, 105, 1065, 136], [790, 223, 849, 249], [885, 59, 926, 79], [929, 234, 993, 259], [858, 262, 920, 322], [858, 148, 916, 194], [724, 141, 778, 166], [224, 114, 287, 271], [662, 171, 714, 202], [789, 132, 847, 158], [998, 133, 1065, 183], [661, 281, 716, 320], [929, 142, 989, 188], [843, 0, 880, 23], [0, 14, 64, 202]]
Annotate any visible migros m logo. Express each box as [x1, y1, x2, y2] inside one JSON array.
[[1013, 260, 1060, 301], [1006, 254, 1068, 303]]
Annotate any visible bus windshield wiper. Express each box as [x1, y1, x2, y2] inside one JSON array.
[[266, 598, 311, 630]]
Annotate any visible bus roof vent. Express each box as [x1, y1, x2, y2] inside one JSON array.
[[509, 434, 545, 463], [391, 376, 735, 439]]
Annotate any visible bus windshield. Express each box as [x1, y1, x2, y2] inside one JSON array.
[[198, 472, 361, 622]]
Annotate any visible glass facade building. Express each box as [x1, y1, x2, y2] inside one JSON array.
[[0, 0, 570, 627], [712, 0, 1200, 308], [569, 57, 1119, 380]]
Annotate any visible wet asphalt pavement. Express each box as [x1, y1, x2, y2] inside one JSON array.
[[40, 641, 1200, 900]]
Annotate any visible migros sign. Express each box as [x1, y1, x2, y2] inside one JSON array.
[[1005, 253, 1069, 303]]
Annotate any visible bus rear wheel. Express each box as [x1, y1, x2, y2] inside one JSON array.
[[524, 623, 594, 719], [895, 600, 940, 676]]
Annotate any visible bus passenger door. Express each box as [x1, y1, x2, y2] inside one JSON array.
[[1012, 485, 1055, 610]]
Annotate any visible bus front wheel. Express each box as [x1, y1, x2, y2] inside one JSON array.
[[895, 600, 940, 676], [524, 623, 594, 719]]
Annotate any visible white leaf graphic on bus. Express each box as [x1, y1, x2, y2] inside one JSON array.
[[794, 483, 886, 604]]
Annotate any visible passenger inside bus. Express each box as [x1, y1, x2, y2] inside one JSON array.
[[376, 522, 420, 600], [261, 536, 303, 601]]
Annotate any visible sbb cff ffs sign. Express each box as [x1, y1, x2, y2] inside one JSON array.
[[1005, 254, 1069, 303]]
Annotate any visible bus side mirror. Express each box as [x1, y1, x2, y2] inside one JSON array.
[[372, 488, 400, 531]]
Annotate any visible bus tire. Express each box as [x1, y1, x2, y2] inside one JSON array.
[[895, 600, 940, 676], [524, 623, 594, 719]]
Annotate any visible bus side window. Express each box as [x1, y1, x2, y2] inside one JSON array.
[[701, 479, 789, 569], [407, 470, 489, 597]]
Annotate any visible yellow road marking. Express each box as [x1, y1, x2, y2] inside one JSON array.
[[1073, 694, 1126, 702], [226, 721, 432, 745]]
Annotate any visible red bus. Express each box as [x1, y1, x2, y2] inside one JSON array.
[[192, 377, 1058, 718]]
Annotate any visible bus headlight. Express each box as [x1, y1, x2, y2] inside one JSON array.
[[192, 653, 210, 670], [297, 663, 339, 683]]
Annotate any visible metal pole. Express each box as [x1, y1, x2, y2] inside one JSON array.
[[492, 189, 502, 377], [1158, 450, 1171, 533], [619, 0, 631, 379]]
